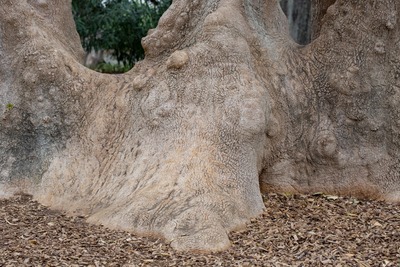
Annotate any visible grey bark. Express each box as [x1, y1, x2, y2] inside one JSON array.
[[0, 0, 399, 251]]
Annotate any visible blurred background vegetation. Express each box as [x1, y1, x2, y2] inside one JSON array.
[[72, 0, 171, 73], [72, 0, 310, 74]]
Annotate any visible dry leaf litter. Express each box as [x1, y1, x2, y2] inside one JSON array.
[[1, 193, 399, 266]]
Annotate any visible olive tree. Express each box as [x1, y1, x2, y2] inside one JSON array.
[[0, 0, 399, 251]]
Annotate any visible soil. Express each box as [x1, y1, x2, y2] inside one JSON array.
[[1, 192, 399, 266]]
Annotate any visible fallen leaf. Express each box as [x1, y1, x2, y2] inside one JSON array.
[[325, 195, 339, 200]]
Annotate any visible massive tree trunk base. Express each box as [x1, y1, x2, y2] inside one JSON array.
[[1, 0, 399, 251]]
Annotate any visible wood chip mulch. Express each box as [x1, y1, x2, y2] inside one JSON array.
[[0, 192, 399, 266]]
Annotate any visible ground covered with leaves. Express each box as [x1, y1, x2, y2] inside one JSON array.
[[1, 193, 399, 266]]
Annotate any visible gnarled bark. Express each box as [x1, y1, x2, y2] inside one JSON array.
[[1, 0, 399, 251]]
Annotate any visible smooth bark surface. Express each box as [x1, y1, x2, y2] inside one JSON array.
[[1, 0, 399, 251]]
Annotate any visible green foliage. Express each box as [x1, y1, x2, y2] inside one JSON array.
[[72, 0, 171, 67], [72, 0, 106, 52], [6, 103, 14, 111], [93, 62, 133, 74]]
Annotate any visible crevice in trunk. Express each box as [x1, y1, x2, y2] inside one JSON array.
[[309, 0, 337, 40]]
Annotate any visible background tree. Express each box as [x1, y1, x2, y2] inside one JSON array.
[[72, 0, 105, 53], [1, 0, 399, 252], [280, 0, 311, 44], [72, 0, 171, 66]]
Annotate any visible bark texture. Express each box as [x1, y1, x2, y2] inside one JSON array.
[[310, 0, 337, 40], [1, 0, 399, 251]]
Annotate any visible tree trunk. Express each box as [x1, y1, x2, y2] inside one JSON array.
[[1, 0, 399, 251], [310, 0, 337, 40]]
